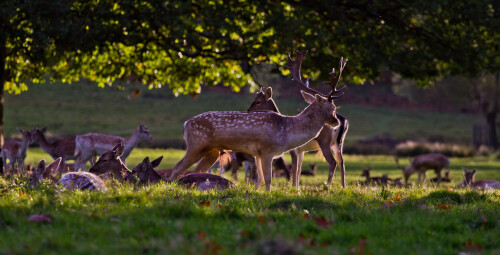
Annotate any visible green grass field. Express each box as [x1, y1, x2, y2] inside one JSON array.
[[4, 82, 483, 145], [0, 148, 499, 254]]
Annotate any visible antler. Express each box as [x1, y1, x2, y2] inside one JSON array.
[[325, 57, 348, 100], [287, 50, 347, 101]]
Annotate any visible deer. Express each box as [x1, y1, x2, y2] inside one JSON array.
[[87, 143, 132, 181], [30, 127, 77, 178], [29, 157, 63, 187], [124, 156, 192, 185], [431, 170, 451, 183], [395, 153, 449, 185], [459, 168, 500, 189], [74, 124, 153, 171], [247, 86, 349, 188], [168, 50, 347, 191], [361, 167, 390, 185], [301, 163, 317, 176], [1, 128, 32, 174]]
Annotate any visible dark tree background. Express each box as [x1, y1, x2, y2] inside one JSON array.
[[1, 0, 500, 147]]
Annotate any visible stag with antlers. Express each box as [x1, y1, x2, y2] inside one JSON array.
[[168, 51, 347, 190]]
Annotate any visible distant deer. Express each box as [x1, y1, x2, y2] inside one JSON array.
[[459, 168, 500, 189], [74, 124, 153, 171], [30, 127, 76, 178], [168, 51, 347, 191], [431, 170, 451, 183], [88, 143, 131, 181], [361, 167, 390, 185], [396, 153, 449, 185], [301, 163, 317, 176], [1, 128, 32, 174], [247, 86, 349, 188], [390, 178, 403, 187]]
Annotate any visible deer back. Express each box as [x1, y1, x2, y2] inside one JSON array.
[[59, 172, 107, 191]]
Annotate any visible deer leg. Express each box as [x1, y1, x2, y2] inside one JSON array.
[[193, 150, 219, 173], [290, 150, 305, 189], [318, 142, 337, 186], [254, 156, 265, 189], [435, 169, 442, 186], [261, 154, 274, 191], [75, 152, 93, 171], [169, 150, 205, 180], [332, 145, 346, 188], [58, 158, 66, 179]]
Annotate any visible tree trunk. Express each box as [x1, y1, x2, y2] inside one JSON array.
[[485, 110, 499, 150]]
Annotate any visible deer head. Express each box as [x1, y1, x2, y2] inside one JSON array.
[[462, 167, 476, 186], [17, 128, 32, 143], [125, 156, 163, 184], [361, 167, 372, 178], [247, 87, 280, 113], [29, 157, 62, 187], [30, 126, 48, 142], [89, 143, 130, 181], [137, 124, 154, 142], [288, 50, 346, 127]]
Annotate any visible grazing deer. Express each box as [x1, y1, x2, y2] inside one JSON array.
[[168, 51, 347, 191], [396, 153, 449, 185], [361, 168, 390, 185], [1, 128, 32, 174], [247, 86, 349, 188], [431, 170, 451, 183], [29, 157, 106, 191], [30, 127, 76, 178], [74, 124, 153, 171], [88, 143, 131, 181], [390, 178, 403, 187], [459, 168, 500, 189]]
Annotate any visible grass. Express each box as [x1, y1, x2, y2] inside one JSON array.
[[4, 82, 483, 145], [0, 148, 499, 254]]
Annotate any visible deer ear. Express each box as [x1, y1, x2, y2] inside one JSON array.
[[265, 87, 273, 100], [301, 90, 315, 104], [143, 157, 150, 165], [112, 143, 124, 157], [17, 128, 23, 134], [37, 159, 46, 170], [46, 157, 62, 173], [258, 87, 263, 94], [472, 169, 477, 174], [151, 156, 163, 168]]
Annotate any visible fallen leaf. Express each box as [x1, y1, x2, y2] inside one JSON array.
[[394, 195, 401, 201], [357, 238, 367, 254], [436, 203, 451, 210], [216, 204, 222, 209], [27, 214, 51, 224], [257, 215, 267, 224], [313, 216, 333, 229], [199, 201, 210, 207], [463, 239, 484, 252], [131, 87, 141, 98], [197, 231, 207, 241], [204, 240, 222, 255]]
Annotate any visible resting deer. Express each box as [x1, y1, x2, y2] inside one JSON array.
[[88, 143, 132, 181], [396, 153, 449, 185], [1, 128, 32, 174], [168, 51, 347, 191], [30, 127, 76, 178], [124, 156, 192, 185], [301, 163, 317, 176], [361, 168, 390, 185], [431, 170, 451, 183], [459, 168, 500, 189], [29, 157, 63, 187], [74, 124, 153, 171], [29, 157, 106, 191], [247, 86, 349, 188]]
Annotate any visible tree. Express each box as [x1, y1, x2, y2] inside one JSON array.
[[1, 0, 500, 149]]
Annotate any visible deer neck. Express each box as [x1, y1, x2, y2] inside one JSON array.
[[35, 135, 55, 155], [285, 103, 327, 150], [121, 130, 141, 159], [19, 136, 30, 158]]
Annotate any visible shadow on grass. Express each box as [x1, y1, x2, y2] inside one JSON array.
[[419, 190, 490, 205]]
